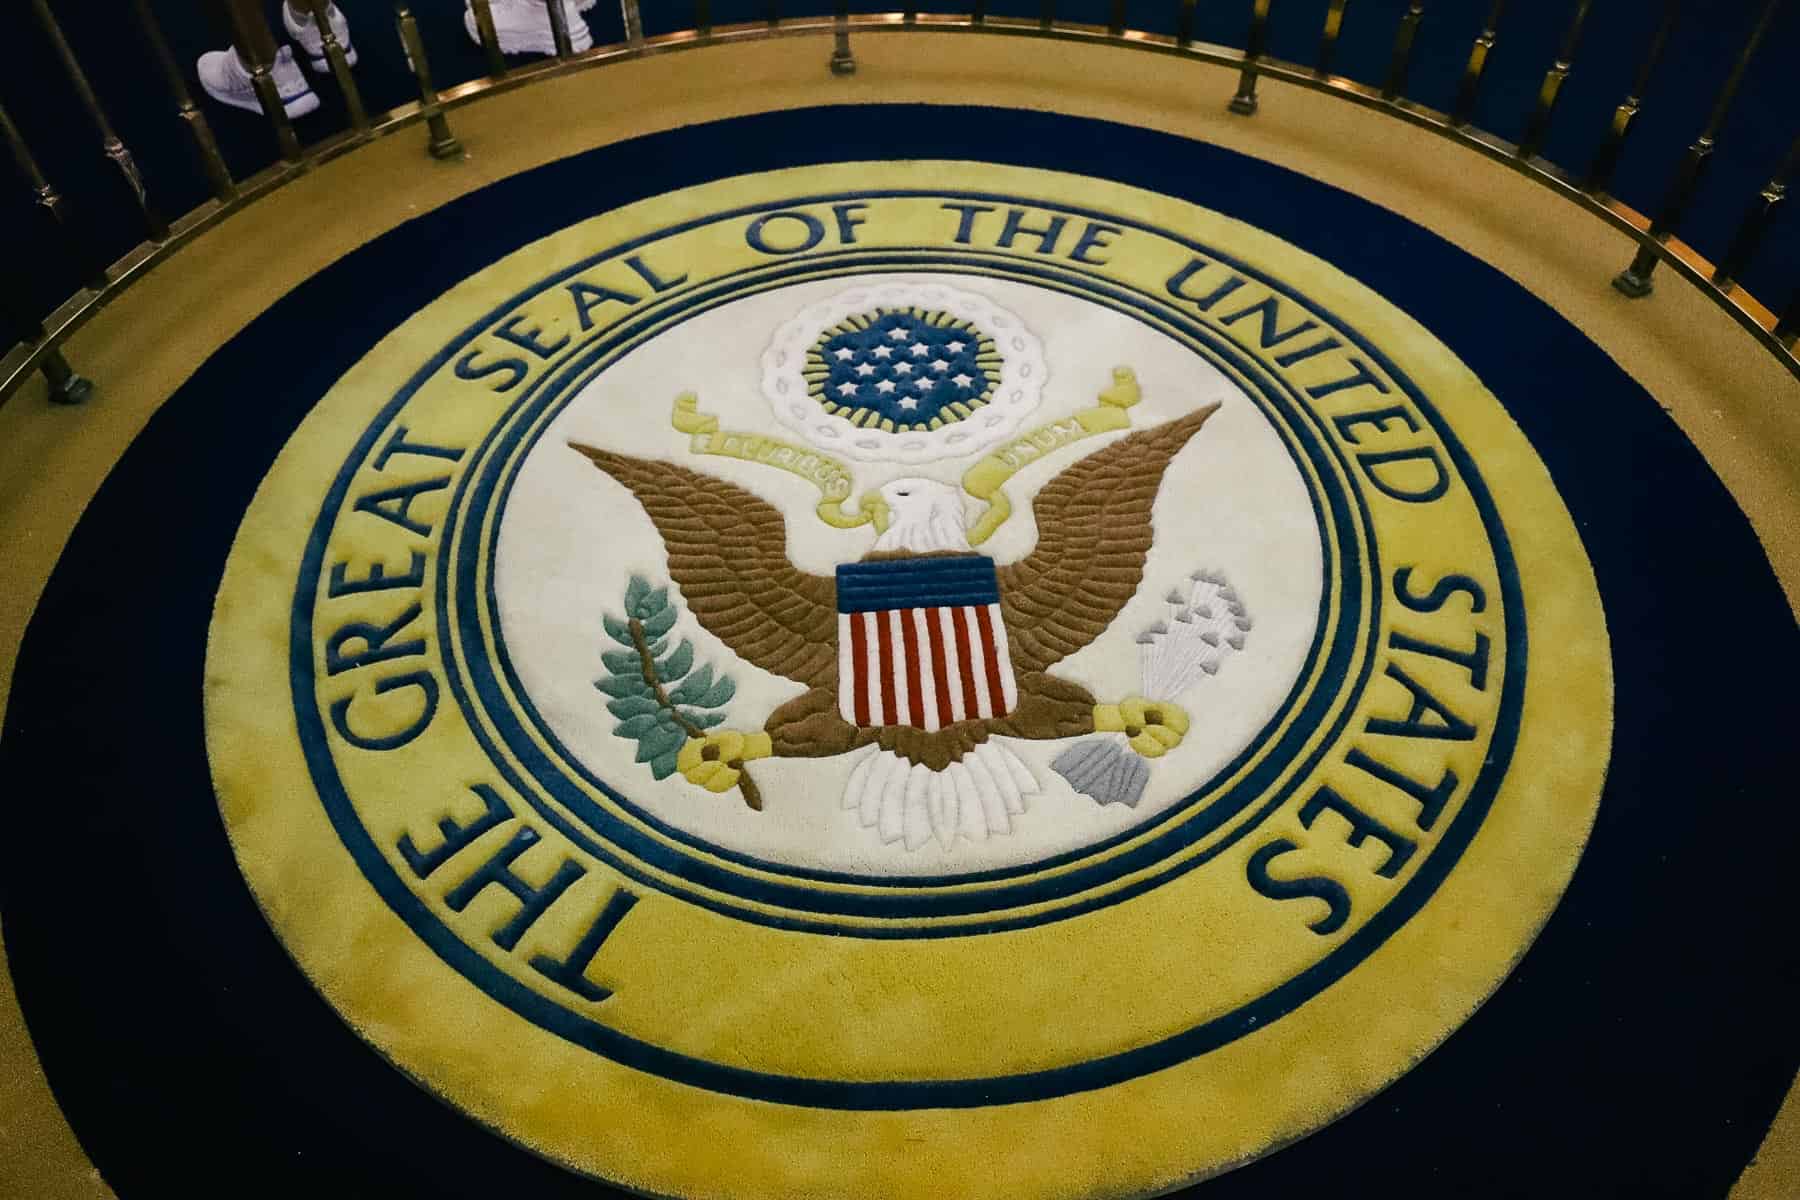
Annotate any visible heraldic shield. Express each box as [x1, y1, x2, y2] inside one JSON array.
[[834, 555, 1020, 732]]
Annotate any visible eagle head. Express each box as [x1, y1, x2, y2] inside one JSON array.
[[870, 477, 972, 555]]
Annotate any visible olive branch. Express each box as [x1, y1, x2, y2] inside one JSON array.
[[595, 575, 759, 807]]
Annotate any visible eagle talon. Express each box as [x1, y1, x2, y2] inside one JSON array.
[[1094, 697, 1189, 759], [677, 731, 772, 794]]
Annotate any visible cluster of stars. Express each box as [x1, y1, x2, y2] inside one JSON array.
[[826, 323, 979, 412]]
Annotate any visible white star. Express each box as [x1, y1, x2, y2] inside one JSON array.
[[893, 362, 913, 376], [947, 340, 966, 353], [887, 327, 910, 341], [875, 379, 897, 394], [898, 396, 920, 411], [833, 347, 855, 362], [952, 373, 974, 389], [910, 342, 929, 357], [854, 362, 876, 377], [916, 378, 936, 392], [836, 381, 858, 397], [930, 359, 950, 373], [871, 345, 894, 360]]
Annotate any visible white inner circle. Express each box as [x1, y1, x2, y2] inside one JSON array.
[[493, 273, 1325, 877]]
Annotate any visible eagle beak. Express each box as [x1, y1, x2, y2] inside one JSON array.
[[861, 492, 891, 534]]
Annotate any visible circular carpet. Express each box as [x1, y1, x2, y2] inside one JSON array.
[[2, 106, 1795, 1199]]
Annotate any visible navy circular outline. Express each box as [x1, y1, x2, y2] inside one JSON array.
[[444, 242, 1369, 915], [27, 105, 1795, 1198], [284, 190, 1528, 1102]]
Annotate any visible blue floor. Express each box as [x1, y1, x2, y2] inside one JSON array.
[[1, 1, 1795, 355]]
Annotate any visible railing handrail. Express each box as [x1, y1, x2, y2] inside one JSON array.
[[3, 4, 1796, 406]]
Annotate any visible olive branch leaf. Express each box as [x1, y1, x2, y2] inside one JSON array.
[[594, 575, 739, 782]]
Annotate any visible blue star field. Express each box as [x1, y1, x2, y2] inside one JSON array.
[[811, 310, 995, 427]]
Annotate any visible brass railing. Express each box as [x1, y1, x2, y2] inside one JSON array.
[[2, 1, 1796, 405]]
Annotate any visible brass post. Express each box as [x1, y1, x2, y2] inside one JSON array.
[[469, 0, 508, 75], [1450, 0, 1505, 126], [1613, 0, 1780, 298], [395, 5, 463, 160], [831, 0, 856, 75], [223, 2, 304, 163], [1584, 0, 1681, 195], [1176, 0, 1196, 47], [1230, 0, 1272, 116], [1714, 134, 1800, 289], [545, 0, 575, 58], [0, 101, 108, 291], [1044, 2, 1059, 34], [623, 0, 645, 49], [1109, 0, 1127, 37], [38, 348, 94, 405], [1382, 2, 1426, 102], [29, 0, 169, 242], [305, 0, 368, 134], [1317, 0, 1350, 77], [131, 0, 235, 203], [1776, 292, 1798, 348], [1517, 0, 1593, 160], [2, 290, 93, 404]]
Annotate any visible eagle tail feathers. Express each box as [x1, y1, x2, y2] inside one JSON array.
[[844, 743, 1039, 851]]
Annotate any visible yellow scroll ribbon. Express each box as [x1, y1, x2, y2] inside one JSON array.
[[671, 394, 889, 532], [961, 366, 1142, 546]]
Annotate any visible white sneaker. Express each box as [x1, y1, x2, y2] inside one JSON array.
[[197, 45, 320, 119], [465, 0, 594, 57], [282, 1, 357, 73]]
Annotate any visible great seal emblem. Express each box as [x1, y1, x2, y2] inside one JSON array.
[[202, 162, 1611, 1200]]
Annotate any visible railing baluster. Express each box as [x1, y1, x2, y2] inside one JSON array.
[[972, 1, 989, 24], [1, 289, 92, 405], [35, 345, 93, 405], [1517, 0, 1593, 159], [1612, 0, 1781, 298], [130, 0, 235, 204], [1584, 0, 1680, 195], [1714, 134, 1800, 289], [544, 0, 574, 57], [903, 3, 917, 25], [1109, 1, 1128, 37], [0, 103, 107, 291], [1044, 2, 1059, 33], [1382, 2, 1426, 102], [220, 3, 303, 163], [831, 0, 855, 75], [29, 0, 168, 242], [1317, 0, 1350, 77], [395, 5, 463, 160], [469, 0, 508, 74], [305, 0, 369, 134], [1229, 0, 1273, 116], [1176, 0, 1196, 47], [1776, 292, 1798, 347], [765, 1, 780, 27], [1451, 1, 1505, 126], [623, 0, 645, 49]]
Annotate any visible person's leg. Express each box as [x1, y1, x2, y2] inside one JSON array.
[[196, 0, 319, 118]]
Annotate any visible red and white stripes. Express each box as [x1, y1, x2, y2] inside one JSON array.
[[838, 604, 1018, 731]]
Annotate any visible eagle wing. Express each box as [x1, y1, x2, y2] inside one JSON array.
[[569, 444, 839, 689], [996, 403, 1220, 675]]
